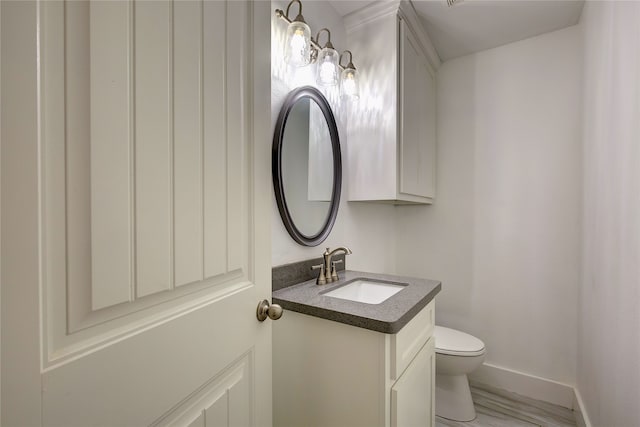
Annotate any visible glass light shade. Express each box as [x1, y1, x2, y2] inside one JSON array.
[[341, 67, 359, 99], [285, 20, 311, 67], [316, 47, 339, 86]]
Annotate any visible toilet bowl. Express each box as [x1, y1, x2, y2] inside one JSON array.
[[434, 326, 486, 422]]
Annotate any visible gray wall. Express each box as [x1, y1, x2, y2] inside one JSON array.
[[578, 2, 640, 425]]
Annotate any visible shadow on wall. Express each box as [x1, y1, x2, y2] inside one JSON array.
[[396, 53, 477, 329], [578, 2, 640, 426], [270, 0, 347, 267], [270, 0, 398, 273], [396, 25, 582, 387]]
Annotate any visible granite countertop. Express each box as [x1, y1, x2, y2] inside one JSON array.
[[272, 270, 441, 334]]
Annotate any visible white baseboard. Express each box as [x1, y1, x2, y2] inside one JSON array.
[[573, 387, 592, 427], [468, 362, 575, 409]]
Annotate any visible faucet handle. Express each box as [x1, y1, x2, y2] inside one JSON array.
[[311, 264, 326, 285], [330, 259, 343, 281]]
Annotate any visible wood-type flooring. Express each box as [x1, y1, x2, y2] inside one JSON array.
[[436, 382, 577, 427]]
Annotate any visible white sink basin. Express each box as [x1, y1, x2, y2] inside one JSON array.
[[324, 279, 406, 304]]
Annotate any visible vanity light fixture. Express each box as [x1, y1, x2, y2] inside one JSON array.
[[339, 50, 359, 100], [276, 0, 360, 94], [315, 28, 339, 86], [278, 0, 312, 66]]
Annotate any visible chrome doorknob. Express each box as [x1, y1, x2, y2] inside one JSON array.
[[256, 299, 283, 321]]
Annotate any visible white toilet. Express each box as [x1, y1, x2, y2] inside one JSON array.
[[434, 326, 486, 422]]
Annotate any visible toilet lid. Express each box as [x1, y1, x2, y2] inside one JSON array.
[[434, 326, 485, 357]]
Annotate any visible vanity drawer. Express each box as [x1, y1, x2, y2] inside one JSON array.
[[390, 301, 435, 381]]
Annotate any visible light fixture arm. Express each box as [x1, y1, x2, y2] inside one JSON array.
[[339, 50, 356, 70], [273, 10, 324, 57], [315, 28, 334, 49], [285, 0, 305, 22]]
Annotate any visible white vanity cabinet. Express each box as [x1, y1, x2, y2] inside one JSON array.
[[346, 1, 439, 204], [273, 301, 435, 427]]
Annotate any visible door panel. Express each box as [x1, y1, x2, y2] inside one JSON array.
[[202, 0, 228, 280], [2, 0, 273, 424], [391, 337, 435, 427], [42, 0, 252, 360], [133, 0, 173, 298], [42, 296, 259, 426], [173, 0, 204, 288], [399, 20, 436, 200], [86, 0, 133, 310], [400, 20, 420, 197], [152, 353, 252, 427]]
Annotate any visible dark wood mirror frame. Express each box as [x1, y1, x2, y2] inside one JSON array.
[[272, 86, 342, 247]]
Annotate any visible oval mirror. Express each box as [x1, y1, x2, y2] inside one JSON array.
[[272, 86, 342, 246]]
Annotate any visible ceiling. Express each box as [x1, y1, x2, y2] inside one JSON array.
[[329, 0, 585, 61]]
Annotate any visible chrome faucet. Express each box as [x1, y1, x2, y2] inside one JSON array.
[[322, 246, 352, 284]]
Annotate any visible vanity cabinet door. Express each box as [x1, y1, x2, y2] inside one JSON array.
[[399, 18, 437, 201], [391, 337, 436, 427]]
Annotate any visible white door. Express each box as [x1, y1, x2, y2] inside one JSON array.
[[1, 1, 273, 426]]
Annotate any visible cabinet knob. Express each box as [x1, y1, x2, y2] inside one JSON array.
[[256, 299, 284, 322]]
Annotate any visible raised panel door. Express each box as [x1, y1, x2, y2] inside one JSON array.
[[1, 1, 272, 425]]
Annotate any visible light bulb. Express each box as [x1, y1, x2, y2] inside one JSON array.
[[290, 28, 306, 53], [319, 61, 337, 85], [341, 68, 359, 99], [285, 21, 311, 67], [316, 48, 339, 86]]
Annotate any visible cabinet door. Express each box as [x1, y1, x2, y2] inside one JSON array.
[[391, 337, 435, 427], [399, 19, 436, 200]]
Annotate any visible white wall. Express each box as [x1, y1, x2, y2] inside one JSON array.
[[396, 26, 583, 386], [273, 3, 640, 417], [578, 2, 640, 425], [271, 1, 396, 274]]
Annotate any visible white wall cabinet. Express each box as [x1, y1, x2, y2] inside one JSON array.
[[346, 2, 439, 204], [273, 301, 435, 427]]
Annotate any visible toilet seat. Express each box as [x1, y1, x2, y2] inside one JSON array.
[[434, 326, 485, 357]]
